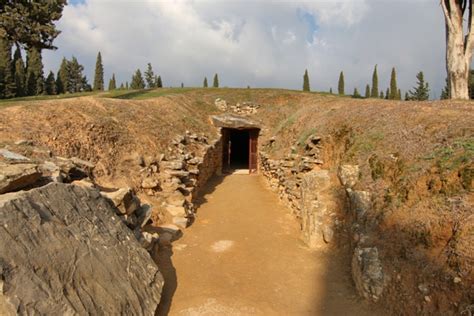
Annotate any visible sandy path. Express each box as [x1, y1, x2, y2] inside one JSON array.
[[155, 175, 380, 316]]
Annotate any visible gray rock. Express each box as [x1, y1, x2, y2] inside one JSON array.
[[0, 162, 41, 194], [0, 149, 30, 161], [347, 189, 371, 221], [211, 114, 261, 129], [338, 165, 360, 188], [136, 204, 153, 228], [0, 183, 163, 315], [352, 247, 386, 302], [101, 187, 140, 215]]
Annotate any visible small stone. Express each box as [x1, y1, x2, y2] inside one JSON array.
[[0, 149, 30, 161], [418, 283, 430, 295], [424, 296, 431, 303], [141, 178, 159, 189], [453, 277, 462, 284], [322, 225, 334, 243], [172, 217, 188, 228]]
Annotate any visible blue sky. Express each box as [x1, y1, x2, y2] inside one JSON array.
[[44, 0, 450, 98]]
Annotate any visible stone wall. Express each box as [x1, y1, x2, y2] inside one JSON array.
[[194, 137, 222, 196]]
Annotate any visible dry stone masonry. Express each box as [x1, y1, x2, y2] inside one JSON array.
[[214, 98, 261, 115]]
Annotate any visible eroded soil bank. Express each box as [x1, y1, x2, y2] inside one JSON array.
[[155, 175, 381, 316]]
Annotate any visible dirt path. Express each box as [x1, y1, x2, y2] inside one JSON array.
[[155, 175, 380, 316]]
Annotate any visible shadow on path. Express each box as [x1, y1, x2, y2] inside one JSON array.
[[154, 245, 176, 316]]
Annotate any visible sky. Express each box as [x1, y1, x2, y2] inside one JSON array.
[[43, 0, 450, 98]]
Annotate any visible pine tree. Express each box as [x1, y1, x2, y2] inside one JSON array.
[[203, 77, 208, 88], [108, 73, 116, 90], [338, 71, 344, 95], [25, 47, 44, 96], [156, 75, 163, 88], [365, 84, 370, 98], [353, 88, 361, 98], [130, 69, 145, 89], [144, 63, 155, 88], [213, 73, 219, 88], [440, 76, 450, 100], [303, 69, 310, 91], [371, 65, 379, 98], [67, 57, 86, 93], [56, 57, 68, 94], [45, 71, 56, 95], [389, 67, 398, 99], [385, 88, 389, 100], [0, 38, 16, 98], [408, 71, 430, 101]]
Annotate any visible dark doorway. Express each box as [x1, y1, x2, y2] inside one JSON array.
[[229, 129, 249, 169], [222, 128, 259, 173]]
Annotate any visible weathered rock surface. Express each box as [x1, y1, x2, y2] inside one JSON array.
[[0, 162, 41, 194], [0, 183, 163, 315], [211, 114, 261, 129], [352, 247, 386, 302], [338, 165, 359, 188]]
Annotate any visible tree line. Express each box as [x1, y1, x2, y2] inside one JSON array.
[[301, 65, 473, 101]]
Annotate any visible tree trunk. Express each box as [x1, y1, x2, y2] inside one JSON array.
[[442, 0, 474, 100]]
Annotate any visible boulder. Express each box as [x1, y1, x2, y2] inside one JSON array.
[[0, 149, 30, 162], [352, 247, 386, 302], [338, 165, 360, 188], [164, 204, 187, 217], [0, 183, 163, 315], [211, 114, 261, 129], [0, 162, 41, 194], [101, 187, 140, 215]]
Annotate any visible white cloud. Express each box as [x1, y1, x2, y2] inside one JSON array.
[[43, 0, 449, 97]]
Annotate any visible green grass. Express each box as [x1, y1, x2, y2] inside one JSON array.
[[107, 88, 198, 100], [0, 91, 103, 106]]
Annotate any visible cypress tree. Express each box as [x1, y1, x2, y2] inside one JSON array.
[[385, 88, 389, 100], [0, 38, 16, 98], [119, 83, 124, 89], [108, 73, 116, 90], [329, 87, 333, 94], [56, 57, 68, 94], [440, 76, 450, 100], [93, 51, 104, 91], [213, 73, 219, 88], [181, 82, 184, 88], [380, 91, 384, 99], [397, 89, 401, 100], [303, 69, 310, 91], [365, 84, 370, 98], [25, 47, 44, 96], [353, 88, 361, 98], [156, 75, 162, 88], [405, 92, 410, 101], [338, 71, 344, 95], [144, 63, 155, 88], [389, 67, 398, 99], [45, 71, 56, 95], [371, 65, 379, 98], [14, 55, 26, 97], [130, 69, 145, 89], [203, 77, 208, 88], [126, 81, 129, 90], [408, 71, 430, 101]]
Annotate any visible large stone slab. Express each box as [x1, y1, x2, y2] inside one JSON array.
[[0, 183, 163, 315], [0, 162, 41, 194], [211, 114, 261, 129]]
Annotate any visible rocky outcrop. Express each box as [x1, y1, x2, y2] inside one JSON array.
[[0, 183, 163, 315], [0, 162, 41, 194], [214, 98, 260, 115], [352, 247, 386, 302]]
